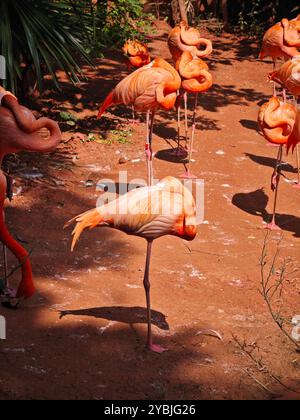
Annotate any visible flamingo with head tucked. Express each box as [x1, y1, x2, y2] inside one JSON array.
[[65, 176, 197, 353], [258, 96, 298, 230], [122, 40, 151, 70], [168, 22, 212, 157], [0, 90, 61, 306], [259, 15, 300, 96], [168, 21, 213, 63], [97, 58, 181, 186], [175, 51, 213, 179], [269, 57, 300, 186]]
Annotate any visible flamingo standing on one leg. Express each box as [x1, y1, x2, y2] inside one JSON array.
[[0, 90, 61, 306], [65, 176, 197, 353], [174, 52, 213, 179], [168, 21, 212, 152], [258, 96, 298, 230], [259, 16, 300, 96], [97, 58, 181, 186], [269, 57, 300, 187]]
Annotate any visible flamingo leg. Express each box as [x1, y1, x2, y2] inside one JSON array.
[[180, 93, 198, 180], [145, 111, 151, 186], [266, 145, 283, 230], [294, 144, 300, 188], [273, 59, 277, 97], [171, 92, 186, 157], [143, 241, 166, 353], [184, 92, 188, 150], [2, 242, 8, 290], [128, 105, 141, 125], [282, 88, 287, 103], [145, 111, 155, 186]]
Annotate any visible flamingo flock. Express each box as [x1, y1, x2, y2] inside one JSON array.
[[100, 21, 213, 183], [0, 14, 299, 354], [71, 21, 213, 351], [258, 14, 300, 230]]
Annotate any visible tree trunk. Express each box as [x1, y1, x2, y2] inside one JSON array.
[[221, 0, 229, 30], [170, 0, 180, 26], [178, 0, 188, 22]]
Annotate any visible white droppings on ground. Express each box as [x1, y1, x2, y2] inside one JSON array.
[[216, 150, 225, 155], [126, 284, 142, 289], [184, 264, 206, 280], [222, 194, 232, 204], [229, 279, 243, 287], [3, 348, 26, 353], [98, 321, 115, 336], [221, 184, 231, 188], [54, 274, 68, 281], [24, 366, 47, 375], [97, 266, 108, 272], [160, 267, 185, 276], [232, 314, 255, 322], [223, 240, 236, 246]]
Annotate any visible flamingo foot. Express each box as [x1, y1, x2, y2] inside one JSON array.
[[148, 343, 168, 353], [180, 171, 197, 180], [265, 222, 281, 231]]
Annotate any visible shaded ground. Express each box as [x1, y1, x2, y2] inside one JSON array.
[[0, 21, 299, 400]]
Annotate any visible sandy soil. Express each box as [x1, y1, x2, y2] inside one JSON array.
[[0, 21, 299, 400]]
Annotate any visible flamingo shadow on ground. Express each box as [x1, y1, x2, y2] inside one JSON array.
[[59, 306, 170, 331], [232, 188, 300, 238], [245, 153, 297, 174], [155, 148, 188, 164], [239, 119, 260, 133]]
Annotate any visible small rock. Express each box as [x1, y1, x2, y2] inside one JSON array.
[[84, 180, 94, 187], [118, 157, 128, 165]]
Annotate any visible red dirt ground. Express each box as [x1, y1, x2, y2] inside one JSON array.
[[0, 21, 299, 400]]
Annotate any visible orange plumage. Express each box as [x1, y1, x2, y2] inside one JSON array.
[[66, 176, 197, 250], [98, 58, 181, 118], [122, 40, 151, 69], [259, 17, 300, 61], [168, 21, 212, 63], [176, 51, 213, 93], [269, 57, 300, 97], [66, 176, 197, 352], [258, 96, 298, 150]]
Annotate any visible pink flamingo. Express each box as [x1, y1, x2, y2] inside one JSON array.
[[0, 89, 61, 306], [258, 97, 298, 230], [97, 58, 181, 186], [65, 176, 197, 353]]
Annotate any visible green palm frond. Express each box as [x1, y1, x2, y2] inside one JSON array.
[[0, 0, 92, 95]]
